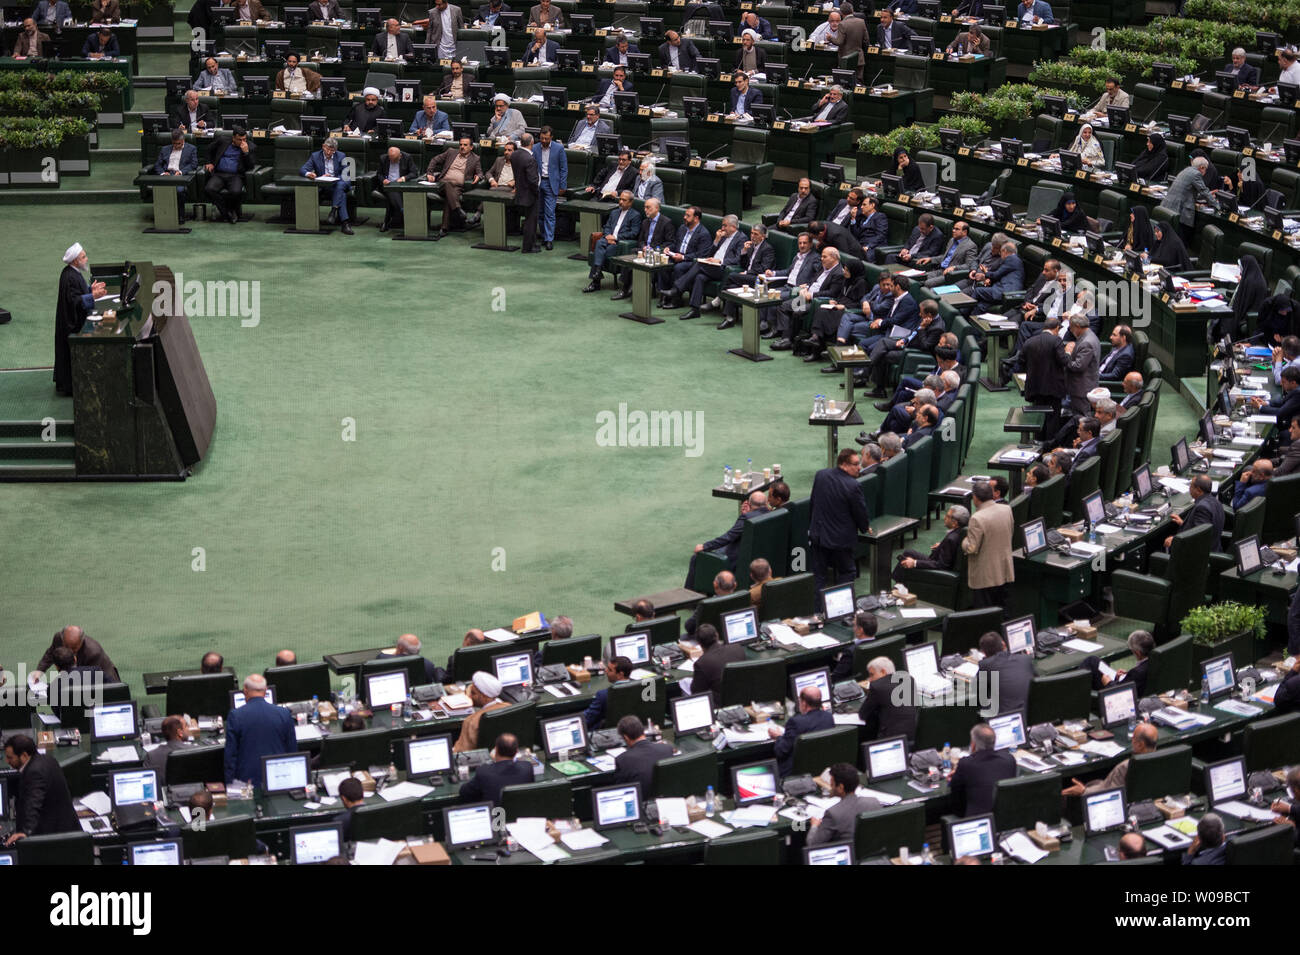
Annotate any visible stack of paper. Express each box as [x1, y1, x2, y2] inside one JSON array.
[[352, 838, 406, 866]]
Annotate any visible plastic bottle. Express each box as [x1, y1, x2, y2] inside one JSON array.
[[1126, 712, 1136, 737], [1200, 675, 1210, 707], [310, 696, 319, 723], [705, 785, 716, 817], [724, 465, 733, 489], [921, 842, 934, 864], [1088, 523, 1097, 544], [941, 742, 952, 771], [746, 457, 753, 481]]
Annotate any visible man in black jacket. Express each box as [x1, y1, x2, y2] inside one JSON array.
[[509, 132, 541, 252], [1081, 629, 1152, 695], [684, 490, 769, 589], [975, 631, 1035, 716], [4, 735, 79, 843], [657, 29, 700, 70], [204, 126, 256, 223], [37, 625, 120, 683], [808, 447, 872, 588], [1021, 316, 1068, 439], [717, 223, 778, 326], [773, 178, 818, 232], [859, 657, 917, 744], [690, 624, 746, 702], [894, 505, 967, 584], [768, 687, 834, 777], [810, 219, 866, 261], [1163, 475, 1224, 550], [613, 716, 674, 791], [770, 245, 846, 349], [947, 724, 1015, 816], [459, 733, 534, 805], [376, 145, 421, 232]]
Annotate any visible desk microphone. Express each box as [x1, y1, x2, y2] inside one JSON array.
[[702, 142, 729, 160], [865, 68, 884, 90]]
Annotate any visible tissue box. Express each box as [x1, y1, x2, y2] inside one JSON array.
[[1026, 830, 1061, 852], [782, 617, 813, 635], [890, 589, 917, 606], [1058, 526, 1086, 542], [1066, 621, 1098, 639], [1155, 798, 1187, 819], [408, 842, 451, 865], [565, 664, 591, 683]]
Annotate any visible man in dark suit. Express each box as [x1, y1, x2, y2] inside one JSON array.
[[602, 36, 641, 64], [532, 126, 567, 250], [377, 633, 443, 684], [612, 197, 674, 298], [858, 281, 923, 393], [509, 132, 541, 252], [4, 735, 79, 843], [757, 231, 820, 332], [335, 777, 365, 840], [685, 489, 770, 587], [583, 657, 633, 729], [36, 625, 119, 682], [223, 674, 297, 784], [808, 447, 872, 587], [1250, 366, 1300, 442], [727, 72, 763, 115], [717, 223, 777, 324], [591, 66, 634, 111], [805, 85, 851, 123], [969, 239, 1025, 307], [690, 624, 747, 702], [459, 733, 534, 805], [773, 178, 818, 231], [737, 9, 772, 38], [859, 658, 917, 743], [169, 90, 210, 133], [886, 213, 946, 266], [1225, 48, 1260, 87], [373, 18, 414, 57], [584, 189, 641, 292], [895, 504, 967, 583], [810, 219, 866, 261], [1082, 628, 1153, 694], [876, 9, 914, 49], [582, 149, 636, 201], [82, 27, 119, 57], [204, 126, 256, 223], [857, 195, 890, 262], [1163, 475, 1225, 550], [824, 188, 864, 234], [769, 687, 834, 777], [658, 29, 700, 70], [975, 631, 1035, 716], [300, 137, 354, 233], [613, 716, 674, 791], [807, 763, 880, 846], [308, 0, 343, 18], [1098, 324, 1136, 380], [659, 204, 714, 301], [903, 404, 938, 447], [142, 716, 192, 778], [568, 105, 613, 150], [477, 0, 509, 24], [522, 27, 558, 64], [771, 245, 847, 350], [948, 724, 1016, 816], [668, 214, 746, 320], [1021, 317, 1068, 438], [376, 145, 421, 232], [1062, 416, 1102, 469], [1182, 813, 1228, 865]]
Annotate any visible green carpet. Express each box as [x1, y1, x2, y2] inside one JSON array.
[[0, 201, 1200, 696]]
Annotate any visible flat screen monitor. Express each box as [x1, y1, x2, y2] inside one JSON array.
[[339, 40, 365, 62], [665, 139, 691, 165], [261, 752, 310, 794], [670, 692, 715, 734], [554, 47, 582, 71], [92, 701, 138, 742], [1226, 125, 1250, 151], [880, 172, 902, 200], [1280, 84, 1299, 108], [1083, 786, 1127, 835], [1204, 756, 1247, 807], [765, 62, 789, 84], [988, 710, 1026, 750], [0, 851, 14, 866], [366, 669, 408, 708], [696, 56, 721, 79], [1039, 213, 1061, 238], [492, 650, 532, 689], [707, 19, 732, 42], [730, 760, 779, 805], [1166, 114, 1190, 140], [444, 802, 498, 846], [1082, 489, 1105, 527], [301, 114, 329, 137], [319, 76, 349, 99], [613, 90, 639, 114], [483, 45, 509, 66], [591, 782, 642, 828], [355, 6, 381, 28], [1265, 206, 1285, 232], [1236, 535, 1262, 576], [721, 607, 761, 646], [569, 13, 594, 34], [821, 582, 855, 622], [1003, 615, 1036, 655], [467, 82, 496, 104], [110, 769, 159, 809], [128, 840, 183, 865], [610, 631, 651, 665], [903, 642, 940, 680], [1057, 150, 1080, 176], [626, 51, 651, 76], [1121, 249, 1142, 275], [639, 16, 664, 38], [990, 198, 1012, 223], [939, 127, 963, 152], [1020, 517, 1047, 556], [864, 735, 909, 781], [290, 822, 343, 863], [539, 714, 588, 757], [452, 122, 478, 142], [596, 133, 622, 158], [946, 814, 996, 857], [408, 43, 436, 64], [999, 137, 1023, 161], [1114, 161, 1135, 186], [165, 75, 192, 97], [284, 6, 308, 26], [805, 841, 856, 865], [1171, 436, 1191, 473], [541, 84, 567, 107], [820, 161, 846, 187], [404, 734, 453, 779], [1041, 94, 1066, 118], [1106, 105, 1129, 129], [750, 103, 774, 128], [1202, 652, 1236, 699], [937, 185, 961, 209], [243, 74, 271, 97], [1085, 230, 1105, 254], [264, 37, 290, 60], [1215, 71, 1238, 95], [1151, 62, 1174, 86], [1132, 463, 1152, 502], [1098, 683, 1137, 729], [907, 34, 934, 55], [682, 95, 709, 120], [790, 667, 832, 709], [231, 686, 276, 709]]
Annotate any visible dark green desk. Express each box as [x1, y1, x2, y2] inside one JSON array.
[[385, 180, 444, 240]]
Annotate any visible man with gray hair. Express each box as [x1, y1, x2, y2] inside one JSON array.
[[948, 723, 1016, 815], [383, 632, 441, 684], [878, 432, 903, 459], [1159, 156, 1215, 242], [300, 135, 354, 233], [670, 213, 745, 320], [684, 491, 770, 589], [894, 505, 967, 583], [806, 83, 850, 123], [719, 223, 777, 325], [1093, 397, 1118, 434], [770, 245, 844, 349], [859, 656, 917, 743], [1183, 812, 1227, 864], [857, 441, 883, 470], [685, 570, 737, 635], [1224, 47, 1259, 86], [958, 231, 1008, 292], [36, 624, 119, 683], [549, 615, 574, 640], [224, 673, 296, 785], [632, 158, 664, 201], [1063, 312, 1100, 416]]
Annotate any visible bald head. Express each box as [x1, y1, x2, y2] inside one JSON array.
[[396, 633, 422, 655], [713, 570, 737, 595], [60, 626, 85, 652], [1132, 721, 1158, 753], [243, 674, 268, 696]]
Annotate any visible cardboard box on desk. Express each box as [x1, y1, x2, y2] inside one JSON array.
[[408, 842, 451, 865], [1026, 829, 1060, 852], [1065, 621, 1098, 640], [565, 664, 591, 683], [890, 589, 917, 606], [1058, 526, 1086, 543], [1155, 798, 1187, 819]]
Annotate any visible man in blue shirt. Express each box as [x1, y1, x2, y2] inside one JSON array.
[[204, 126, 256, 223], [532, 125, 567, 250], [768, 687, 834, 777], [583, 656, 633, 730], [408, 94, 450, 136], [31, 0, 70, 26], [224, 674, 296, 785], [300, 136, 354, 234], [1231, 458, 1271, 510]]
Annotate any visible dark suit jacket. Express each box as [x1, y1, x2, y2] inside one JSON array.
[[603, 43, 642, 63], [948, 748, 1016, 816], [1227, 61, 1260, 85], [1259, 387, 1300, 433], [728, 85, 764, 113], [773, 708, 835, 776], [378, 151, 421, 184], [613, 738, 675, 791], [169, 101, 210, 130], [14, 754, 79, 837], [985, 253, 1025, 294], [670, 222, 715, 259], [1098, 343, 1134, 380], [637, 213, 675, 249], [427, 148, 483, 184], [83, 33, 119, 55], [807, 792, 881, 846], [776, 192, 817, 227], [223, 696, 297, 784], [372, 29, 414, 57], [590, 164, 637, 196], [875, 21, 914, 48], [821, 221, 866, 260], [901, 226, 947, 262], [779, 250, 821, 287], [658, 37, 700, 70], [509, 147, 540, 205], [736, 240, 776, 276], [1119, 657, 1149, 697], [977, 650, 1035, 715], [154, 143, 198, 176], [810, 465, 871, 550], [207, 134, 256, 173], [301, 148, 351, 181], [37, 632, 119, 682], [859, 672, 918, 743], [601, 204, 641, 239], [858, 211, 889, 252], [1023, 329, 1067, 400], [376, 650, 442, 684], [593, 77, 636, 102], [1272, 672, 1300, 714], [522, 38, 559, 64], [459, 758, 535, 805], [810, 98, 851, 124], [912, 528, 962, 571], [308, 0, 343, 17], [692, 642, 747, 702], [1181, 494, 1225, 543]]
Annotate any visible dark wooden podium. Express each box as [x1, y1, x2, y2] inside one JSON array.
[[69, 262, 217, 479]]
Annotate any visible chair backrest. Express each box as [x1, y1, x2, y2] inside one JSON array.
[[1244, 712, 1300, 772], [61, 750, 93, 798], [501, 778, 573, 820], [1009, 491, 1032, 529], [1229, 494, 1266, 547], [719, 658, 786, 706], [265, 662, 332, 703], [318, 726, 393, 770], [891, 53, 929, 91], [914, 703, 981, 750], [638, 615, 682, 644], [477, 700, 538, 751], [855, 802, 925, 857], [451, 641, 507, 682], [731, 125, 768, 165], [1124, 744, 1193, 803], [606, 677, 668, 726], [1097, 428, 1122, 501], [1262, 472, 1300, 544], [349, 797, 423, 841], [1165, 523, 1215, 625], [165, 672, 236, 718], [541, 633, 602, 666], [851, 632, 908, 679], [790, 725, 859, 777], [1026, 670, 1092, 725], [785, 496, 811, 571], [182, 815, 257, 860], [1032, 473, 1066, 528], [1114, 409, 1142, 496], [1064, 454, 1100, 520], [1226, 823, 1295, 865], [165, 745, 226, 786], [876, 454, 908, 516], [1146, 633, 1192, 693], [758, 572, 816, 621], [736, 508, 792, 586], [903, 435, 934, 519], [992, 771, 1064, 832], [694, 591, 751, 633], [941, 606, 1003, 656], [705, 828, 783, 864], [1026, 182, 1066, 220], [1135, 391, 1158, 466], [17, 831, 95, 866], [652, 749, 719, 798]]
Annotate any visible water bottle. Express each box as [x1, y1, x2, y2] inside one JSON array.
[[921, 842, 934, 864], [746, 457, 753, 482], [310, 695, 319, 724], [1088, 523, 1097, 544], [724, 465, 733, 489], [1200, 675, 1210, 707], [1126, 712, 1136, 737], [941, 742, 952, 772], [705, 785, 716, 817]]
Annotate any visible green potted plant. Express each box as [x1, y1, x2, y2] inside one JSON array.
[[123, 0, 177, 39], [1181, 601, 1266, 669]]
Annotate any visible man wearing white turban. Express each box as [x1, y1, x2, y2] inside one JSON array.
[[453, 672, 509, 752], [54, 243, 105, 396]]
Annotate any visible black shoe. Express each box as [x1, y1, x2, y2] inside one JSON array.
[[681, 308, 701, 320], [327, 208, 339, 225], [873, 400, 893, 412], [819, 364, 840, 373], [717, 317, 738, 330], [610, 289, 632, 301], [761, 329, 781, 340], [770, 338, 794, 350], [759, 323, 770, 335], [379, 217, 391, 233], [545, 241, 553, 250], [854, 433, 872, 446], [227, 210, 239, 224], [582, 279, 602, 293], [860, 388, 886, 399], [803, 351, 826, 363], [663, 290, 679, 308], [341, 221, 354, 235]]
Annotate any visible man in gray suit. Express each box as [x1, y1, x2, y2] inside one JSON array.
[[921, 219, 978, 286], [807, 762, 880, 846], [423, 0, 463, 58], [1063, 312, 1099, 416], [1158, 156, 1213, 242], [975, 631, 1035, 716], [834, 2, 868, 79]]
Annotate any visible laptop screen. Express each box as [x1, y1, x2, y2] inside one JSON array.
[[805, 841, 856, 865], [366, 670, 408, 709], [111, 769, 158, 808], [262, 752, 310, 793], [611, 632, 650, 664], [721, 608, 760, 645], [671, 693, 714, 734], [445, 803, 497, 846], [1083, 490, 1105, 527], [404, 735, 452, 778], [92, 702, 138, 741], [290, 824, 342, 864], [1098, 684, 1137, 728], [1203, 653, 1235, 698], [1205, 757, 1247, 806], [1132, 464, 1152, 502], [493, 650, 532, 689], [129, 840, 182, 866], [948, 815, 996, 857], [1021, 518, 1047, 556], [989, 711, 1026, 750], [1172, 437, 1191, 472], [541, 714, 588, 757], [1003, 616, 1035, 655], [904, 643, 940, 680], [232, 686, 276, 709], [1084, 787, 1127, 834], [865, 735, 909, 781], [822, 583, 855, 621], [592, 783, 642, 828], [1236, 536, 1262, 576], [731, 761, 779, 805], [791, 667, 832, 709]]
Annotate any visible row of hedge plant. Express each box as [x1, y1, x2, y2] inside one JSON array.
[[857, 117, 991, 155], [0, 116, 94, 150]]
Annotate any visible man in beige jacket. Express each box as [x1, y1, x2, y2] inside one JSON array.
[[961, 481, 1014, 610]]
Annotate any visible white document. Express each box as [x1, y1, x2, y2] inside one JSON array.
[[542, 684, 570, 698], [508, 819, 570, 861], [1216, 800, 1276, 822], [953, 661, 979, 679], [352, 838, 406, 866], [320, 770, 350, 797], [799, 633, 841, 649], [857, 786, 902, 806], [1062, 637, 1104, 653], [724, 726, 774, 745], [675, 658, 696, 672], [100, 745, 139, 763], [1001, 831, 1048, 864], [1144, 824, 1193, 849], [79, 791, 112, 815], [1247, 414, 1278, 424], [655, 797, 691, 827], [1093, 523, 1121, 534], [560, 828, 609, 850], [1159, 477, 1191, 494], [1014, 753, 1053, 772], [1097, 660, 1117, 681], [1210, 262, 1242, 283], [1052, 750, 1087, 766], [899, 607, 936, 618], [586, 754, 617, 772], [378, 780, 434, 802], [768, 623, 803, 647], [629, 667, 657, 680], [1000, 449, 1039, 463], [728, 805, 776, 827], [484, 627, 517, 642], [689, 818, 733, 839], [294, 724, 323, 741], [895, 268, 925, 277], [833, 713, 864, 726], [1214, 699, 1262, 717], [1080, 739, 1125, 758]]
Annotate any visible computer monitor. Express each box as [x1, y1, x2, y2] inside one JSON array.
[[1040, 94, 1066, 118], [541, 85, 568, 108], [452, 122, 478, 142], [165, 75, 192, 98], [290, 822, 343, 863], [408, 43, 436, 64], [982, 2, 1005, 18], [918, 0, 940, 17], [613, 90, 639, 115], [549, 48, 580, 72], [1020, 517, 1047, 556], [765, 62, 790, 85], [339, 40, 365, 62], [1204, 756, 1247, 807], [1202, 652, 1236, 700], [1039, 213, 1062, 238], [1104, 104, 1129, 130], [128, 839, 183, 865], [231, 686, 276, 710], [1080, 232, 1105, 257], [990, 198, 1012, 223], [1235, 535, 1263, 576], [696, 56, 721, 79], [1257, 31, 1281, 55], [365, 669, 409, 709], [665, 139, 691, 165], [284, 5, 308, 25], [239, 74, 269, 99], [1280, 84, 1299, 108], [864, 734, 909, 781], [483, 45, 509, 66], [320, 75, 350, 100], [1003, 615, 1036, 655], [263, 37, 291, 61], [880, 172, 902, 200], [938, 127, 963, 152], [1132, 463, 1153, 503], [721, 607, 761, 646], [403, 734, 453, 779], [1215, 71, 1238, 95], [682, 95, 709, 121], [626, 51, 651, 76], [937, 185, 961, 210], [0, 851, 14, 865], [730, 760, 779, 805], [1171, 436, 1191, 474], [540, 714, 589, 757], [375, 116, 404, 141], [1122, 249, 1142, 276], [610, 631, 651, 665], [1166, 114, 1190, 140], [903, 642, 941, 680], [596, 133, 622, 158], [907, 34, 934, 56], [91, 701, 138, 742], [569, 13, 594, 34], [468, 82, 496, 104], [261, 752, 311, 794], [988, 710, 1026, 751], [492, 649, 532, 690], [1098, 683, 1137, 729], [1082, 489, 1105, 527], [301, 114, 330, 137], [355, 6, 381, 28], [591, 781, 643, 828], [639, 16, 664, 39], [443, 802, 499, 847], [790, 667, 832, 709], [493, 9, 521, 30], [1058, 148, 1081, 177], [750, 103, 774, 128], [1151, 62, 1174, 86], [1083, 786, 1128, 835], [707, 19, 733, 42], [999, 137, 1023, 161], [820, 161, 846, 188], [670, 692, 715, 734], [946, 814, 996, 858], [110, 768, 159, 809], [1114, 161, 1135, 187], [1226, 125, 1250, 151], [821, 582, 855, 623], [1265, 206, 1285, 232], [805, 841, 856, 865]]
